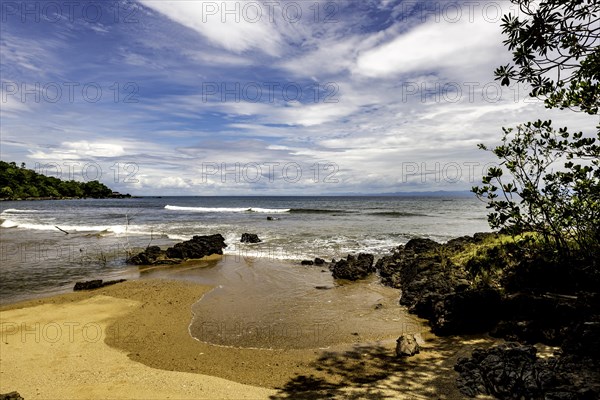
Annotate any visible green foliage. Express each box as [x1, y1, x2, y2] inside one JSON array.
[[0, 160, 115, 200], [473, 120, 600, 260], [494, 0, 599, 114]]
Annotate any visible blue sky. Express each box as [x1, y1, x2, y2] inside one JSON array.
[[1, 0, 597, 195]]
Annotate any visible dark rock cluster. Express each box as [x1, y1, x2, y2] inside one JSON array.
[[128, 234, 226, 265], [0, 392, 24, 400], [301, 257, 326, 266], [374, 232, 600, 398], [455, 343, 600, 399], [331, 253, 375, 280]]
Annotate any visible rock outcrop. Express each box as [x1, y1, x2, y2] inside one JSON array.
[[376, 236, 502, 335], [128, 234, 226, 265], [455, 343, 600, 399], [331, 253, 375, 280]]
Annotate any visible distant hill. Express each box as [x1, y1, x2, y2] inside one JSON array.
[[370, 190, 474, 197], [0, 160, 130, 200]]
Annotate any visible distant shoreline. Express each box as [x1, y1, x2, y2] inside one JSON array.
[[0, 194, 138, 201]]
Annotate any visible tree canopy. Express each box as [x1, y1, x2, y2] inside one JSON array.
[[494, 0, 600, 115], [0, 160, 124, 200]]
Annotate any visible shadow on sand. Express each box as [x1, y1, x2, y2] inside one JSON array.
[[269, 335, 498, 399]]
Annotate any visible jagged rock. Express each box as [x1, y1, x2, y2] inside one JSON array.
[[376, 235, 505, 335], [240, 233, 261, 243], [166, 234, 227, 258], [395, 334, 421, 357], [128, 245, 163, 265], [74, 279, 126, 291], [128, 234, 226, 265], [314, 257, 325, 265], [455, 343, 600, 399], [0, 392, 24, 400], [301, 260, 314, 265], [331, 253, 375, 280]]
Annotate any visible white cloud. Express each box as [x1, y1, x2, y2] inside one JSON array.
[[138, 0, 282, 56], [355, 16, 503, 79]]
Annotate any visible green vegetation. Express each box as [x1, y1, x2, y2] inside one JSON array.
[[0, 160, 127, 200], [494, 0, 599, 115], [474, 0, 600, 265]]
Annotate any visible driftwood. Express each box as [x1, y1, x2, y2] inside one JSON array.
[[54, 225, 69, 234]]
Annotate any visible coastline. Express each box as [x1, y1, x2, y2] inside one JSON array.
[[0, 276, 499, 399]]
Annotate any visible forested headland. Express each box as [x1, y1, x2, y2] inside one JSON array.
[[0, 160, 131, 200]]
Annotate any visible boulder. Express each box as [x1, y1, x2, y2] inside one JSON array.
[[404, 237, 441, 253], [240, 233, 261, 243], [301, 260, 314, 265], [331, 253, 375, 280], [395, 334, 421, 357], [314, 257, 325, 265]]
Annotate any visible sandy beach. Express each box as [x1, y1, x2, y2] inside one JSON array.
[[0, 275, 500, 399]]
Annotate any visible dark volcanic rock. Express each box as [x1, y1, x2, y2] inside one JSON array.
[[240, 233, 261, 243], [166, 234, 227, 258], [376, 235, 504, 335], [74, 279, 103, 291], [127, 245, 163, 265], [128, 234, 226, 265], [0, 392, 24, 400], [331, 253, 375, 280], [455, 343, 600, 399], [404, 237, 441, 253], [314, 257, 325, 265], [74, 279, 126, 291], [301, 260, 314, 265]]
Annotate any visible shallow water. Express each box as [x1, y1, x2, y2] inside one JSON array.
[[0, 196, 489, 304], [140, 256, 422, 350]]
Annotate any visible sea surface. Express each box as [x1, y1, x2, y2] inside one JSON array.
[[0, 195, 490, 347]]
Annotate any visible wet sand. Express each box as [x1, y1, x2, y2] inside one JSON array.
[[1, 274, 499, 399]]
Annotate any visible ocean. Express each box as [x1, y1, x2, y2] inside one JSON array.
[[0, 196, 490, 307]]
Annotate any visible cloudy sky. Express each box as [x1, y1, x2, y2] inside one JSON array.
[[1, 0, 597, 195]]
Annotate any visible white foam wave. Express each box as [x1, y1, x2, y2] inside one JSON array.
[[1, 219, 19, 228], [0, 219, 158, 237], [1, 208, 42, 214], [164, 205, 290, 213]]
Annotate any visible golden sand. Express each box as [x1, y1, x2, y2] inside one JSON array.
[[1, 278, 497, 399]]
